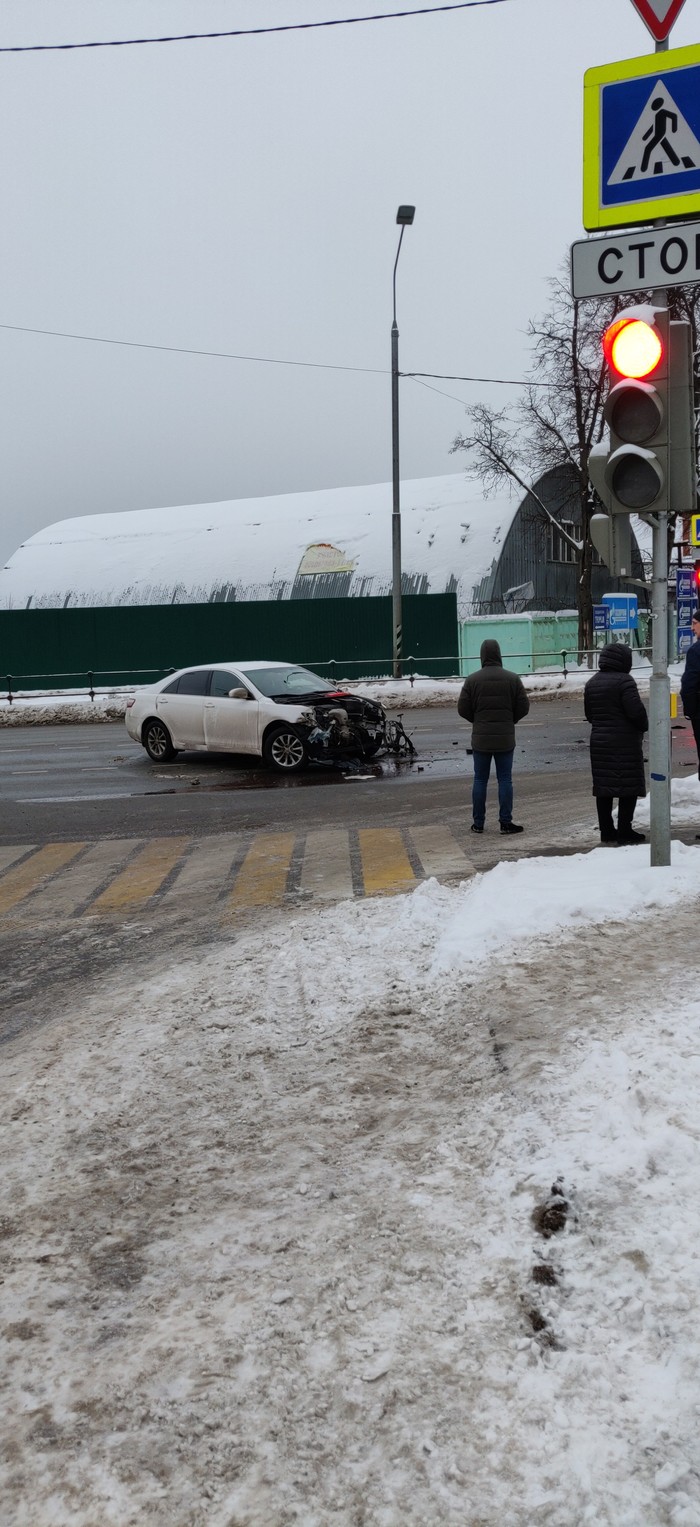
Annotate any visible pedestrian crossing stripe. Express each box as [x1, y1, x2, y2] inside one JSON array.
[[583, 44, 700, 230], [0, 827, 477, 922]]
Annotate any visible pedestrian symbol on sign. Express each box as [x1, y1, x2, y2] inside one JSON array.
[[609, 82, 700, 185]]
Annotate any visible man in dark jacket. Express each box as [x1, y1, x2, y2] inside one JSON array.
[[584, 642, 648, 845], [680, 610, 700, 777], [457, 639, 530, 834]]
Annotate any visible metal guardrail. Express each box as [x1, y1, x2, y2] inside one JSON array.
[[2, 668, 174, 704], [2, 644, 656, 703]]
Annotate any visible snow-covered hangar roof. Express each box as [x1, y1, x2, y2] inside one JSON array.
[[0, 475, 519, 621]]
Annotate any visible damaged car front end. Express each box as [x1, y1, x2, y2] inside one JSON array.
[[293, 692, 387, 764]]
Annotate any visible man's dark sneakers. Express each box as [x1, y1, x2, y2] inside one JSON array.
[[618, 829, 646, 845], [500, 822, 524, 835], [470, 824, 484, 834]]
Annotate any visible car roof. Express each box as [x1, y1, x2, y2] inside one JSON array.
[[168, 660, 296, 673]]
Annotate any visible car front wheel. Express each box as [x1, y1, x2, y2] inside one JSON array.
[[263, 724, 308, 773], [143, 718, 178, 763]]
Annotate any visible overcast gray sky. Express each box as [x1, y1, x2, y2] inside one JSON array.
[[0, 0, 696, 566]]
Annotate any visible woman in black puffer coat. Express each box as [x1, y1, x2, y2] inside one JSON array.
[[584, 643, 648, 845]]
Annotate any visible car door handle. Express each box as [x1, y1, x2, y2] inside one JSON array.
[[204, 703, 214, 709]]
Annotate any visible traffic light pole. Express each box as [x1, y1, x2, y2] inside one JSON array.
[[648, 498, 671, 867], [647, 43, 672, 866], [645, 35, 673, 865]]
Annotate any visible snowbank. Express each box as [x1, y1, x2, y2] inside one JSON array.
[[636, 772, 700, 827], [4, 844, 700, 1524]]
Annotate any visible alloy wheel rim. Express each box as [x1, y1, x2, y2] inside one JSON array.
[[271, 732, 304, 767], [148, 725, 168, 758]]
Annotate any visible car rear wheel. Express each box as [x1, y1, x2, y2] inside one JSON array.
[[143, 718, 178, 763], [263, 724, 308, 773]]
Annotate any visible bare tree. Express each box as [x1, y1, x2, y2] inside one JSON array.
[[451, 277, 625, 652], [453, 274, 700, 653]]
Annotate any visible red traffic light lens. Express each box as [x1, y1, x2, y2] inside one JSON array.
[[603, 318, 663, 378]]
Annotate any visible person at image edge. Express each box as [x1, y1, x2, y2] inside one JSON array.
[[457, 639, 530, 834], [680, 609, 700, 778]]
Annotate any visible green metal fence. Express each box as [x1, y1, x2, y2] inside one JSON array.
[[0, 593, 458, 691]]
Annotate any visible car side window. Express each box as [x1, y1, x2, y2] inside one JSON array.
[[177, 670, 211, 696], [211, 669, 241, 699], [161, 678, 181, 694]]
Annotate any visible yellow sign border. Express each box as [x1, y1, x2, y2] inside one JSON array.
[[583, 43, 700, 231]]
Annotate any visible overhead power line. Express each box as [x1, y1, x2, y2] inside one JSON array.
[[0, 1, 514, 54], [0, 321, 387, 376], [0, 318, 552, 388], [405, 369, 549, 387]]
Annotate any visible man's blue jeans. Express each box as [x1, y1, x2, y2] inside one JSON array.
[[471, 748, 514, 827]]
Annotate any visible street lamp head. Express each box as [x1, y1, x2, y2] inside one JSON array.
[[396, 205, 415, 225]]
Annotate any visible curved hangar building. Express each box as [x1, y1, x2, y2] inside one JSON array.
[[0, 469, 647, 619]]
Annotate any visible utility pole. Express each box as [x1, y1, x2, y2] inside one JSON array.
[[390, 205, 415, 680]]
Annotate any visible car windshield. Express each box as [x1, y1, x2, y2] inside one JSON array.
[[242, 665, 332, 698]]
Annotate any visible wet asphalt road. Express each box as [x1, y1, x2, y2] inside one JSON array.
[[0, 694, 696, 845], [0, 697, 597, 840]]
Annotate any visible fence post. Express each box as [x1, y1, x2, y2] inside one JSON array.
[[88, 671, 95, 702], [407, 654, 416, 688], [561, 649, 568, 679], [6, 675, 12, 705]]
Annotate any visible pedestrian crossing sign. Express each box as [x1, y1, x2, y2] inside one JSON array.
[[690, 513, 700, 547], [583, 44, 700, 230]]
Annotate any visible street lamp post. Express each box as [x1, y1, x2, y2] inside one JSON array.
[[391, 204, 415, 680]]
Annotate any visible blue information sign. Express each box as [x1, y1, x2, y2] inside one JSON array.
[[601, 593, 638, 631], [676, 566, 695, 656], [593, 605, 610, 633]]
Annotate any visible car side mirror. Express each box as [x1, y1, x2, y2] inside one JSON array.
[[228, 687, 250, 700]]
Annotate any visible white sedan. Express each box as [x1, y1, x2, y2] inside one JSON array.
[[125, 660, 387, 773]]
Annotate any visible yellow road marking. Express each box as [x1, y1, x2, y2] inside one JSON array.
[[229, 832, 295, 909], [90, 838, 188, 912], [0, 842, 85, 915], [358, 828, 416, 897], [19, 840, 139, 920]]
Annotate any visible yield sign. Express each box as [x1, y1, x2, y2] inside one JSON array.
[[629, 0, 687, 42]]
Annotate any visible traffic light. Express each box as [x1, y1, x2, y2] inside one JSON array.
[[589, 305, 696, 577], [593, 307, 670, 516], [694, 558, 700, 595], [589, 510, 632, 579]]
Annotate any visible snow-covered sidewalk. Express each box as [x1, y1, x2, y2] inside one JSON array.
[[3, 845, 700, 1525]]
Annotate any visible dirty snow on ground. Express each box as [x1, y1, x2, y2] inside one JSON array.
[[3, 844, 700, 1525], [636, 772, 700, 828], [0, 662, 681, 726]]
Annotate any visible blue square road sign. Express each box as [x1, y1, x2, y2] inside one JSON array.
[[584, 44, 700, 230]]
